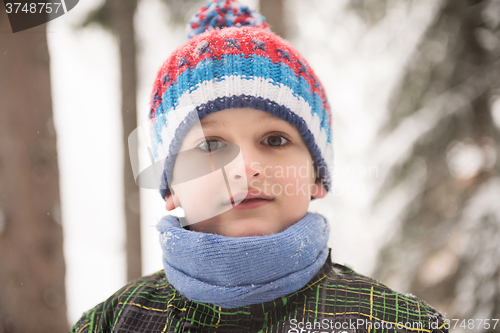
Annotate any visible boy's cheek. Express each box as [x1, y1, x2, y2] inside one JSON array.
[[269, 160, 316, 198], [270, 176, 314, 204], [171, 170, 241, 225]]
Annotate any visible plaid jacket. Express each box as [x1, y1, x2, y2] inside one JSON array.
[[71, 250, 448, 333]]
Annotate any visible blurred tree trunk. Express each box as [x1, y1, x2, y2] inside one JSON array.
[[373, 0, 500, 326], [79, 0, 142, 282], [259, 0, 286, 39], [109, 0, 142, 282], [0, 6, 68, 333]]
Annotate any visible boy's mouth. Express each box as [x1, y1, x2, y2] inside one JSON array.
[[223, 191, 273, 206], [230, 198, 273, 210]]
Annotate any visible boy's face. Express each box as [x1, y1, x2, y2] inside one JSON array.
[[165, 108, 326, 237]]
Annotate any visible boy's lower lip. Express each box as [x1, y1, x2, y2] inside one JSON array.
[[227, 199, 273, 210]]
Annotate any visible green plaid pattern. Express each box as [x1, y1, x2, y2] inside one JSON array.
[[71, 251, 448, 333]]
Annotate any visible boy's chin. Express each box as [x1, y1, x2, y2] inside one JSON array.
[[225, 221, 275, 238], [190, 216, 294, 238]]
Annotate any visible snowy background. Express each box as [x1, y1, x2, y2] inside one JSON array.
[[45, 0, 494, 325]]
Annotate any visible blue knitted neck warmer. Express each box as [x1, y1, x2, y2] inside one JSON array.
[[157, 212, 330, 308]]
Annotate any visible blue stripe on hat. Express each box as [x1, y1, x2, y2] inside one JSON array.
[[155, 54, 331, 142]]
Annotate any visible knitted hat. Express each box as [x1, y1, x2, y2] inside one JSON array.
[[149, 0, 333, 200]]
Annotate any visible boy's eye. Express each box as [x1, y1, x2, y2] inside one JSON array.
[[196, 140, 227, 153], [262, 134, 290, 147]]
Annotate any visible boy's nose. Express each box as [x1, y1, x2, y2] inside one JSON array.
[[230, 164, 262, 181], [227, 148, 264, 183]]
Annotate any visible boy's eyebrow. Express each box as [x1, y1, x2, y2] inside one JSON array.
[[200, 112, 281, 129], [259, 113, 283, 124], [200, 119, 224, 130]]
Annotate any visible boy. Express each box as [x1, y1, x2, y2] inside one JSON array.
[[71, 1, 449, 332]]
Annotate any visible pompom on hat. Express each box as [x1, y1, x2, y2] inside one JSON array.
[[186, 0, 269, 38], [149, 0, 333, 200]]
